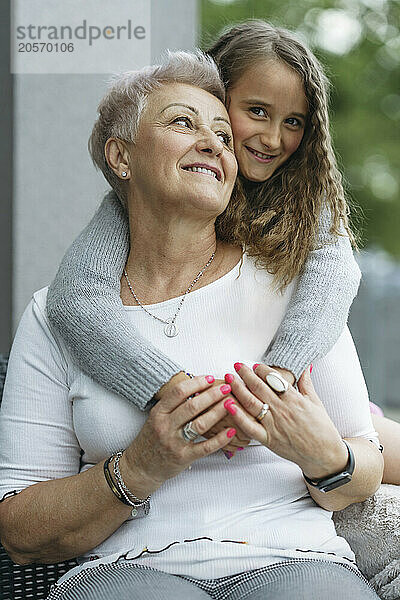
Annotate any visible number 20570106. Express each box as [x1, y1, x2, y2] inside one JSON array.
[[18, 42, 74, 52]]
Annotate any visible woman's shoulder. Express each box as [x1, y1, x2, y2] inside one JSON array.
[[17, 286, 73, 374], [32, 285, 49, 309], [17, 285, 49, 331], [30, 286, 54, 333], [241, 252, 297, 295]]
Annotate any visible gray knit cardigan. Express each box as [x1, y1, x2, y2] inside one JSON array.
[[46, 191, 361, 410]]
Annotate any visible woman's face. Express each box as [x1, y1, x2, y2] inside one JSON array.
[[128, 83, 237, 215], [227, 59, 308, 183]]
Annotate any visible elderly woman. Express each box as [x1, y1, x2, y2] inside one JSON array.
[[0, 52, 383, 600]]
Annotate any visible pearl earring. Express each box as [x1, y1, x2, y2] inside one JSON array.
[[121, 171, 127, 178]]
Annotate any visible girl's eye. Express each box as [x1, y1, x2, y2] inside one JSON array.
[[172, 116, 192, 127], [286, 117, 302, 128], [217, 132, 233, 147], [249, 107, 267, 118]]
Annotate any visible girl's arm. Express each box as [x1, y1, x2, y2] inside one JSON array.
[[47, 195, 360, 408], [46, 191, 184, 411], [263, 207, 361, 381], [371, 414, 400, 485]]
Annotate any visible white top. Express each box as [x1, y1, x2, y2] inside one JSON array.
[[0, 253, 379, 580]]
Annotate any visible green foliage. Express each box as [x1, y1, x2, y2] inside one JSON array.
[[201, 0, 400, 257]]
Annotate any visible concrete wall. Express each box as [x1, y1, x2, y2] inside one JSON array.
[[11, 0, 199, 333]]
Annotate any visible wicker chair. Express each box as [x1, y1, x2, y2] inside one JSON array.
[[0, 355, 78, 600]]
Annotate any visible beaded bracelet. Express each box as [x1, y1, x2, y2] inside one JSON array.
[[113, 451, 151, 508]]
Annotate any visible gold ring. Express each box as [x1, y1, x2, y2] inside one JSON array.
[[256, 403, 270, 422]]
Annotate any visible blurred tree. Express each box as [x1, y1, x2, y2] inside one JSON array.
[[200, 0, 400, 257]]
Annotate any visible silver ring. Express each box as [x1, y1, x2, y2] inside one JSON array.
[[256, 403, 270, 422], [182, 421, 199, 442], [265, 371, 289, 394]]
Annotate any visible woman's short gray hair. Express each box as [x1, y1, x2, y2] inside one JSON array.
[[89, 50, 225, 204]]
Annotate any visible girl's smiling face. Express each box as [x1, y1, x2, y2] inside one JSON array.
[[227, 59, 308, 182]]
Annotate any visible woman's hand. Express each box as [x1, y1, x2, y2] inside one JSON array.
[[225, 363, 348, 480], [123, 376, 238, 489], [155, 375, 250, 457], [199, 379, 251, 457], [268, 366, 295, 386]]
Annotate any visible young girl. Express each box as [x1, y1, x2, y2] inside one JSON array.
[[46, 20, 399, 479]]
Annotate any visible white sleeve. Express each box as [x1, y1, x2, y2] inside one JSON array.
[[311, 325, 380, 446], [0, 294, 81, 500]]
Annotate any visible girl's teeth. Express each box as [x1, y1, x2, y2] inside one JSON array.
[[251, 149, 272, 159]]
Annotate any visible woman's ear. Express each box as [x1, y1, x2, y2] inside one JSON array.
[[105, 138, 131, 180]]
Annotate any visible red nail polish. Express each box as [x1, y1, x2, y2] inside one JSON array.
[[205, 375, 215, 383], [220, 384, 231, 394], [224, 400, 237, 415], [237, 447, 244, 451], [227, 428, 236, 438], [224, 451, 233, 459], [234, 362, 243, 372], [310, 364, 313, 374], [253, 363, 261, 371], [224, 373, 234, 384]]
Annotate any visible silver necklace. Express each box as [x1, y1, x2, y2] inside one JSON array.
[[123, 251, 216, 337]]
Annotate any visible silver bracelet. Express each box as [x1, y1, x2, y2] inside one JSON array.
[[113, 451, 151, 509]]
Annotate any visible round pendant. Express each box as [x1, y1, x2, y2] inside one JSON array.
[[164, 320, 179, 337]]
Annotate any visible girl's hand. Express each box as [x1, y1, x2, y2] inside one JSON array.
[[124, 376, 239, 487], [225, 363, 348, 480]]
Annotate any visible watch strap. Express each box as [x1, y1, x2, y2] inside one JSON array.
[[303, 440, 355, 493]]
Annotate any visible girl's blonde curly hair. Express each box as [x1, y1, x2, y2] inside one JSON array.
[[210, 20, 357, 289]]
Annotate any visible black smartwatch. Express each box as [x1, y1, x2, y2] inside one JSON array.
[[303, 440, 355, 493]]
